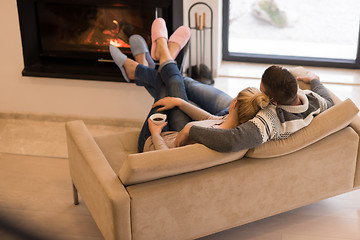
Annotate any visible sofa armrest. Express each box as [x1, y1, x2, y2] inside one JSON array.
[[348, 115, 360, 187], [285, 67, 360, 187], [66, 120, 131, 240], [94, 130, 140, 173], [326, 87, 360, 187]]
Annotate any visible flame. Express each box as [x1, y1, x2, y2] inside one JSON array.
[[109, 39, 130, 48], [83, 18, 131, 49]]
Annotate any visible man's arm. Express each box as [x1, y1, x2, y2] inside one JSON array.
[[309, 79, 334, 108], [297, 72, 334, 108], [188, 121, 263, 152]]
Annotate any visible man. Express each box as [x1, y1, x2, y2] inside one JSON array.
[[175, 66, 334, 152]]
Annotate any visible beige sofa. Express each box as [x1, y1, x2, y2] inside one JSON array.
[[66, 85, 360, 240]]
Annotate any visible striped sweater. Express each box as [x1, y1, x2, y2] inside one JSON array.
[[189, 79, 334, 152]]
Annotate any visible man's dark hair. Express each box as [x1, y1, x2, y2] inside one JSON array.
[[261, 65, 298, 105]]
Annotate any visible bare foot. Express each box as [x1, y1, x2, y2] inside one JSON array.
[[168, 42, 181, 59], [154, 38, 173, 65], [134, 53, 148, 67], [123, 58, 139, 79], [153, 37, 166, 60]]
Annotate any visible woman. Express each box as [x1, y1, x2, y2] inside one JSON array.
[[110, 18, 269, 152], [145, 87, 270, 151]]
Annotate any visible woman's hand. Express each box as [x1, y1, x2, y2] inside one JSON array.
[[217, 98, 240, 129], [174, 124, 192, 147], [225, 98, 239, 126], [152, 97, 183, 112], [148, 118, 167, 135], [228, 98, 238, 116]]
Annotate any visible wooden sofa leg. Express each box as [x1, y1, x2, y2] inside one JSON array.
[[73, 183, 79, 205]]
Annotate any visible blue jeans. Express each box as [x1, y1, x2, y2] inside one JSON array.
[[136, 62, 192, 152], [135, 68, 233, 115], [135, 63, 232, 152], [183, 77, 232, 116]]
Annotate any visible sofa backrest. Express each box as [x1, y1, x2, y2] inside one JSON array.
[[116, 98, 359, 186], [246, 98, 359, 158], [119, 144, 248, 185]]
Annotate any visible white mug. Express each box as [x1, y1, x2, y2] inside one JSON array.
[[150, 113, 167, 125]]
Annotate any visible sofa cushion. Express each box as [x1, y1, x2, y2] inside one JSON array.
[[118, 144, 247, 185], [246, 98, 359, 158], [94, 130, 139, 173]]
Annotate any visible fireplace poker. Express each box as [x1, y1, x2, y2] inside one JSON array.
[[202, 12, 206, 63], [195, 12, 199, 76], [199, 14, 203, 66], [199, 12, 213, 84], [189, 12, 200, 78]]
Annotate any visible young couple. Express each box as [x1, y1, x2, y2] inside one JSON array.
[[110, 18, 334, 153]]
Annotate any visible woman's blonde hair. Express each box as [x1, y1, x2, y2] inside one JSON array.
[[236, 87, 270, 124]]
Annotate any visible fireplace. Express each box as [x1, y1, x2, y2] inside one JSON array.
[[17, 0, 184, 82]]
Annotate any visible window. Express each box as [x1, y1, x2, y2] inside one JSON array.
[[223, 0, 360, 68]]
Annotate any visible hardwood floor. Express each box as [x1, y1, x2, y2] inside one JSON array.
[[0, 153, 103, 240], [0, 63, 359, 240]]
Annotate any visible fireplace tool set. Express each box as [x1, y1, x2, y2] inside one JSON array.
[[187, 2, 214, 85]]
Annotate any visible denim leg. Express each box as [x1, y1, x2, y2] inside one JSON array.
[[134, 64, 160, 99], [159, 62, 192, 132], [183, 77, 232, 115], [137, 63, 231, 152], [136, 65, 169, 152]]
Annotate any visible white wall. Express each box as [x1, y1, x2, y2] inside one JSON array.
[[0, 1, 221, 119]]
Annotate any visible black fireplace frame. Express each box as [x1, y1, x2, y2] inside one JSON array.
[[17, 0, 184, 82]]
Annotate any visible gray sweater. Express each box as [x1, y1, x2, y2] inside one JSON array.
[[189, 79, 334, 152]]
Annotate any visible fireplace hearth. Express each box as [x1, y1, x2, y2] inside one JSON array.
[[17, 0, 184, 82]]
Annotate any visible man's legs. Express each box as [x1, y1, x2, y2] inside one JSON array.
[[133, 65, 233, 117], [133, 64, 161, 99], [183, 77, 232, 116], [134, 69, 233, 116]]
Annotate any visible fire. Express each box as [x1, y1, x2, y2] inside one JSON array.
[[107, 19, 130, 48], [109, 39, 130, 48], [83, 18, 131, 49]]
